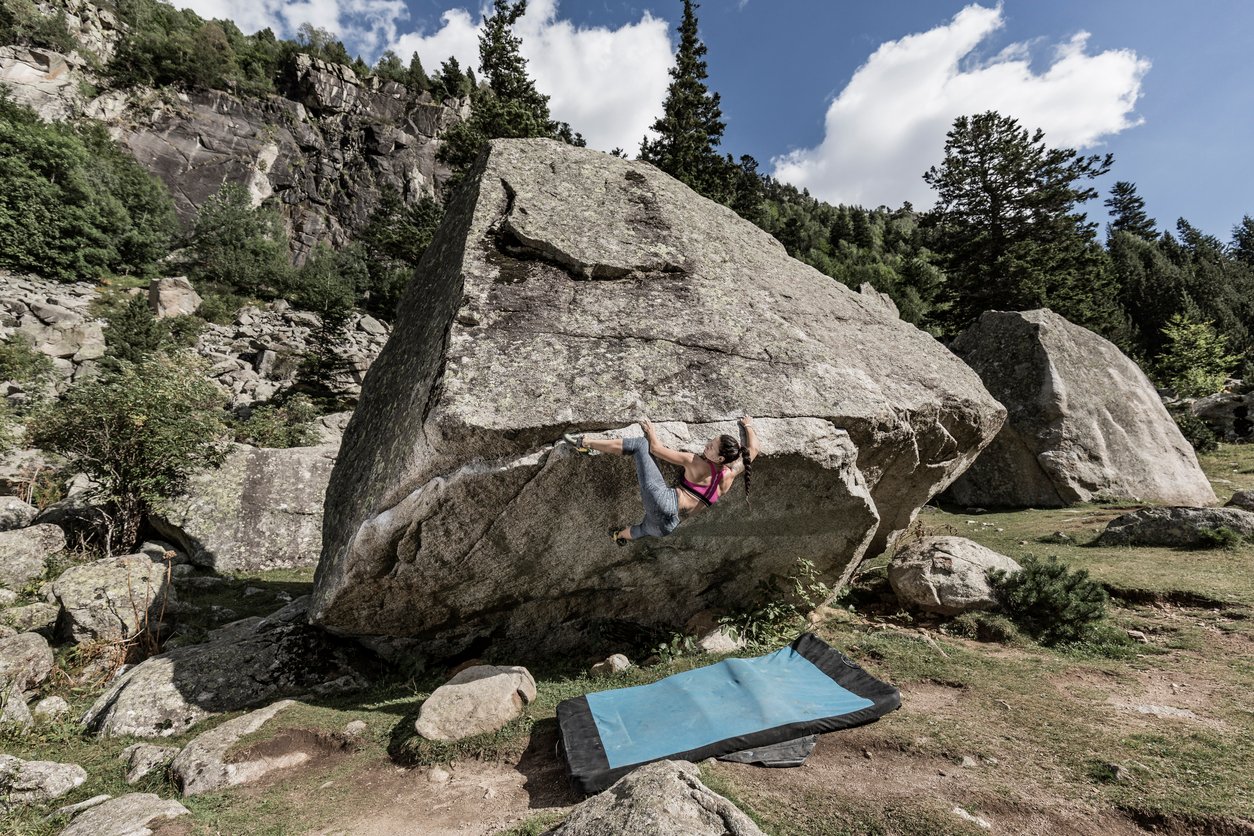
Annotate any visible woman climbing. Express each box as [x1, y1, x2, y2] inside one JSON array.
[[563, 416, 759, 545]]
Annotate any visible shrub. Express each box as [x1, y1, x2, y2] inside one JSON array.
[[102, 294, 170, 364], [232, 394, 320, 447], [1195, 526, 1244, 551], [28, 353, 230, 552], [720, 559, 833, 651], [196, 291, 243, 324], [987, 556, 1108, 645], [0, 332, 55, 410], [0, 90, 178, 281], [949, 611, 1023, 644], [284, 243, 360, 327], [1154, 313, 1240, 398], [0, 0, 76, 53], [1169, 408, 1218, 454], [187, 183, 292, 298]]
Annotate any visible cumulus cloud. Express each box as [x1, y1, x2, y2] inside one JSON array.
[[771, 3, 1151, 209], [176, 0, 406, 56], [391, 0, 674, 152]]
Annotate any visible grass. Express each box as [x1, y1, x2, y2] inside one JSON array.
[[3, 446, 1253, 834]]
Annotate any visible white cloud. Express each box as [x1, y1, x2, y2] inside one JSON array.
[[391, 0, 674, 152], [175, 0, 406, 55], [771, 3, 1150, 209]]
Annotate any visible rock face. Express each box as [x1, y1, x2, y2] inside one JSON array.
[[81, 597, 374, 737], [414, 665, 537, 741], [544, 759, 765, 836], [171, 700, 307, 795], [52, 553, 175, 643], [1095, 506, 1254, 548], [59, 793, 190, 836], [311, 139, 1005, 650], [150, 441, 339, 571], [944, 309, 1216, 508], [0, 523, 65, 589], [888, 536, 1021, 615]]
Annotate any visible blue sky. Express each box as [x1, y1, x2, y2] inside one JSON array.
[[182, 0, 1253, 241]]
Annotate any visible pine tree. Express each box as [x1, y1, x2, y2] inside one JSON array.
[[436, 1, 579, 173], [406, 51, 430, 91], [1230, 215, 1254, 267], [1104, 180, 1157, 240], [922, 111, 1122, 337], [638, 0, 728, 200]]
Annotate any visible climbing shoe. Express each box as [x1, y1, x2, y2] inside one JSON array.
[[563, 432, 597, 455], [608, 526, 629, 546]]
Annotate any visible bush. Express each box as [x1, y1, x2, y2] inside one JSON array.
[[1155, 313, 1240, 398], [284, 243, 360, 327], [948, 611, 1023, 644], [196, 291, 243, 324], [1169, 407, 1218, 454], [28, 353, 230, 552], [987, 556, 1108, 645], [0, 332, 55, 410], [0, 0, 76, 53], [102, 294, 170, 364], [0, 90, 178, 281], [1195, 526, 1244, 551], [187, 183, 292, 298], [232, 394, 320, 447], [720, 559, 832, 651]]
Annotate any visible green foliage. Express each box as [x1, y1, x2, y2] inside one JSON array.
[[355, 191, 444, 317], [0, 90, 178, 281], [1169, 407, 1218, 454], [651, 631, 696, 664], [1154, 313, 1239, 398], [922, 111, 1124, 339], [720, 558, 833, 651], [28, 353, 230, 551], [638, 0, 729, 201], [102, 294, 170, 364], [285, 243, 361, 327], [196, 290, 243, 324], [437, 1, 582, 174], [0, 0, 76, 53], [1194, 526, 1244, 551], [0, 332, 55, 411], [232, 393, 320, 447], [1105, 180, 1157, 241], [948, 611, 1024, 644], [988, 556, 1109, 646], [187, 183, 292, 298], [0, 403, 14, 455]]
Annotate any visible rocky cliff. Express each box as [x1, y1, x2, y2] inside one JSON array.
[[0, 0, 467, 263]]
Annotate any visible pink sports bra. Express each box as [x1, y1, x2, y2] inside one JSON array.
[[676, 458, 725, 506]]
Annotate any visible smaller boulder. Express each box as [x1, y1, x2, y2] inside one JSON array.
[[1225, 490, 1254, 513], [1, 682, 33, 729], [52, 553, 175, 643], [684, 610, 745, 655], [119, 743, 180, 784], [170, 700, 303, 795], [544, 760, 765, 836], [59, 793, 190, 836], [0, 497, 37, 531], [590, 654, 631, 678], [889, 536, 1022, 615], [0, 631, 54, 692], [0, 523, 65, 589], [0, 754, 87, 808], [32, 695, 70, 720], [148, 276, 203, 319], [414, 665, 536, 741], [1095, 506, 1254, 548], [3, 602, 59, 636]]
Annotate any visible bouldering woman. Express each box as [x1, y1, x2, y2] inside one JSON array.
[[563, 416, 759, 545]]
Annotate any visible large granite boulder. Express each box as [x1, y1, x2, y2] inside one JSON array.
[[1095, 506, 1254, 548], [80, 597, 375, 737], [944, 309, 1216, 508], [544, 759, 765, 836], [149, 441, 338, 571], [888, 536, 1021, 615], [311, 139, 1005, 652], [147, 276, 202, 319]]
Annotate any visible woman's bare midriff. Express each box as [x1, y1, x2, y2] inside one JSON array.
[[675, 487, 701, 517]]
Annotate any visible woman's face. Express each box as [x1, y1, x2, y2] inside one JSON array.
[[703, 438, 722, 462]]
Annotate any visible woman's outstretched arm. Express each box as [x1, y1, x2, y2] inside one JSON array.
[[739, 415, 760, 461], [642, 419, 694, 466]]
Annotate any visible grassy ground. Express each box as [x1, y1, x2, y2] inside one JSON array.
[[2, 445, 1252, 834]]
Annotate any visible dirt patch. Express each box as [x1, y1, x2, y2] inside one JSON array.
[[233, 728, 356, 763], [709, 729, 1148, 836]]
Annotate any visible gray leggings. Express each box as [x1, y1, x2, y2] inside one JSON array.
[[622, 436, 680, 539]]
